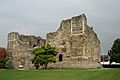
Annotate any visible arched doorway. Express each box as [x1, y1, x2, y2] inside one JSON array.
[[59, 54, 63, 62]]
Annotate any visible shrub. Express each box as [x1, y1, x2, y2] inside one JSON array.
[[0, 60, 6, 68], [5, 58, 13, 69]]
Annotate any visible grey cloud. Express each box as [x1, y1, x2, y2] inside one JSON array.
[[0, 0, 120, 54]]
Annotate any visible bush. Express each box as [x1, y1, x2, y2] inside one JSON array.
[[0, 60, 6, 68], [5, 58, 13, 69]]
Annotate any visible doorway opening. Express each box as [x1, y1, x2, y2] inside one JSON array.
[[59, 54, 63, 62]]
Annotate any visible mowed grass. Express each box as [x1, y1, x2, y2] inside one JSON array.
[[0, 68, 120, 80]]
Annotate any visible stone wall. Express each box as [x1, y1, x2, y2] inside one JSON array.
[[7, 32, 45, 69], [47, 14, 101, 68], [7, 14, 101, 69]]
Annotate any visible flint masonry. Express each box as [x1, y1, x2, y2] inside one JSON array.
[[7, 14, 101, 69], [47, 14, 101, 68], [7, 32, 45, 69]]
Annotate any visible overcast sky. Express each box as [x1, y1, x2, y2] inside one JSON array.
[[0, 0, 120, 54]]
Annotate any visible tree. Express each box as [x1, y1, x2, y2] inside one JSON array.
[[0, 60, 6, 68], [31, 44, 57, 69], [108, 38, 120, 64], [5, 57, 13, 69]]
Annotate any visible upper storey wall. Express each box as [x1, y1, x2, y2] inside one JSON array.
[[58, 14, 88, 35], [71, 14, 87, 35], [47, 14, 89, 40], [8, 32, 46, 50]]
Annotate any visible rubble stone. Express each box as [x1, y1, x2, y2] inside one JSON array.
[[47, 14, 101, 68]]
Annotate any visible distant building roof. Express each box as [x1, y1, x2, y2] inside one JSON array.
[[100, 61, 120, 65]]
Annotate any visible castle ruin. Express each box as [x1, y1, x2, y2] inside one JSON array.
[[7, 14, 101, 69], [47, 14, 101, 68], [7, 32, 45, 69]]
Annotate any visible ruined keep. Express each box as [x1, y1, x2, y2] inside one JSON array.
[[7, 32, 45, 69], [47, 14, 101, 68], [7, 14, 101, 69]]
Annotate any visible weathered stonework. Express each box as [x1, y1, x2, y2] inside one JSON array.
[[7, 32, 45, 69], [47, 14, 101, 68], [7, 14, 101, 69]]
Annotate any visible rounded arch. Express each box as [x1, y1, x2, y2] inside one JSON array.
[[33, 44, 36, 48], [59, 54, 63, 62]]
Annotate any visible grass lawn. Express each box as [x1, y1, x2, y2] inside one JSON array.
[[0, 68, 120, 80]]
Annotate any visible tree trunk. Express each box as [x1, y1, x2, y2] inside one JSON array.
[[35, 64, 39, 69], [109, 60, 112, 65], [44, 63, 48, 69]]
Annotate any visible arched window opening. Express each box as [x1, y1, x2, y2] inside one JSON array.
[[33, 44, 36, 48], [59, 54, 63, 62]]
